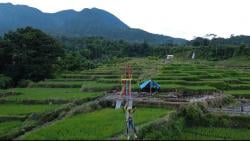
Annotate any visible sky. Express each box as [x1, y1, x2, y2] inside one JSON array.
[[0, 0, 250, 40]]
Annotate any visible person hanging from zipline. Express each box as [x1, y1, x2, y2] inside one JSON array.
[[124, 103, 137, 140]]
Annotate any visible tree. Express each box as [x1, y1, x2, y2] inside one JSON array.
[[61, 53, 83, 71], [190, 37, 210, 47], [1, 27, 64, 82]]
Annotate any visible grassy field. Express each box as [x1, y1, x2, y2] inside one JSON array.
[[22, 108, 171, 140], [1, 57, 250, 140], [0, 104, 59, 116], [0, 121, 23, 137], [27, 57, 161, 92], [0, 58, 165, 139], [151, 61, 250, 97], [80, 81, 121, 91], [224, 90, 250, 98], [3, 88, 102, 101], [30, 81, 84, 88], [177, 127, 250, 140]]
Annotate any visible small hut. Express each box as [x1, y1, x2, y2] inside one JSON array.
[[139, 80, 160, 95], [165, 55, 174, 64]]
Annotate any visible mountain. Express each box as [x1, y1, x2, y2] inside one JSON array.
[[0, 3, 187, 44]]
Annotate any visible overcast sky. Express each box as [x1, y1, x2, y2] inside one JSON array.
[[1, 0, 250, 40]]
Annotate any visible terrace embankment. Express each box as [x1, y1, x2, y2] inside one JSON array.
[[103, 91, 230, 109], [208, 99, 250, 116]]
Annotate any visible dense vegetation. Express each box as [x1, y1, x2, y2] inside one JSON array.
[[0, 27, 174, 88], [0, 27, 63, 85], [190, 36, 250, 60], [190, 35, 250, 46], [1, 27, 250, 89]]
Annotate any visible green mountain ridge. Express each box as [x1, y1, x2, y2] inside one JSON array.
[[0, 3, 187, 44]]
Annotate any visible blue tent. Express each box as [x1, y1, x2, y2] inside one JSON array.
[[139, 80, 160, 92]]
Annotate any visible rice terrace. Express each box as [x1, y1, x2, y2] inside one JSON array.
[[1, 57, 250, 140], [0, 1, 250, 140]]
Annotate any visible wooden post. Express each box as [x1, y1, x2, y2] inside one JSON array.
[[150, 81, 152, 95]]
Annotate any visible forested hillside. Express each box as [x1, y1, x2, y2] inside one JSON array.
[[0, 27, 250, 88], [0, 3, 186, 44]]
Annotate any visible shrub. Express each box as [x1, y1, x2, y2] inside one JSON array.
[[178, 103, 211, 127], [0, 74, 12, 89], [140, 115, 185, 140], [17, 80, 34, 88]]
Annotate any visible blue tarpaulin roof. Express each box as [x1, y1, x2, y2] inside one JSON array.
[[139, 80, 160, 90]]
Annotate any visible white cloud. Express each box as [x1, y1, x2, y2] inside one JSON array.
[[0, 0, 250, 40]]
